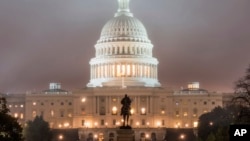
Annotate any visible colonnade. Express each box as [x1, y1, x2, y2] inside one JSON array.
[[90, 63, 157, 79], [96, 45, 152, 56]]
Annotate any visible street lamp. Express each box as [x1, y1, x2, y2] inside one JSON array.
[[58, 134, 63, 140], [180, 134, 185, 140]]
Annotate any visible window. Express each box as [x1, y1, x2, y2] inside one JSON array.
[[130, 119, 133, 126], [162, 120, 165, 126], [142, 119, 145, 126], [183, 112, 188, 117], [112, 106, 117, 115], [61, 102, 64, 106], [176, 111, 179, 117], [50, 110, 54, 117], [101, 119, 105, 126], [41, 102, 44, 106], [82, 120, 85, 126], [20, 113, 24, 119], [141, 107, 146, 115], [32, 111, 37, 118], [113, 119, 116, 126], [212, 101, 215, 105], [100, 107, 106, 115], [204, 101, 207, 105], [68, 102, 72, 105], [51, 102, 54, 106], [40, 111, 44, 116], [60, 110, 64, 117]]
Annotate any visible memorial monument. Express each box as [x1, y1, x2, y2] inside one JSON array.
[[117, 94, 135, 141]]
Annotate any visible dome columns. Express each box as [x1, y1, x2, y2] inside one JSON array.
[[90, 62, 158, 80]]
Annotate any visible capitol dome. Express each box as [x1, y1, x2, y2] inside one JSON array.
[[87, 0, 161, 88], [98, 15, 150, 43]]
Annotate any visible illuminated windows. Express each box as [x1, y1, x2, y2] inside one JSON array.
[[112, 106, 117, 115]]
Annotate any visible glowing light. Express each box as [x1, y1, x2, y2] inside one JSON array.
[[136, 122, 139, 126], [33, 102, 36, 106], [81, 98, 86, 102], [146, 122, 150, 126], [161, 110, 165, 114], [156, 121, 161, 127], [193, 121, 198, 128], [20, 113, 24, 119], [64, 122, 69, 127], [141, 107, 146, 115], [94, 134, 98, 139], [14, 113, 18, 118], [58, 135, 63, 140], [185, 123, 189, 127], [58, 124, 62, 128], [180, 134, 185, 140], [85, 122, 90, 127], [20, 104, 24, 108], [209, 121, 213, 126], [94, 122, 98, 126], [146, 134, 149, 138], [130, 108, 134, 114], [112, 106, 117, 115], [116, 122, 120, 126]]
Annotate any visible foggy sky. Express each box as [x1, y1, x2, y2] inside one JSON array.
[[0, 0, 249, 93]]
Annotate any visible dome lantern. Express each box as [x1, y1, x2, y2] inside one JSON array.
[[115, 0, 133, 17]]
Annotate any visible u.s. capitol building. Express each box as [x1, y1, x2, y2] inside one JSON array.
[[2, 0, 229, 141]]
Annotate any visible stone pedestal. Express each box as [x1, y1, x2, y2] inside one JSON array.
[[117, 129, 135, 141]]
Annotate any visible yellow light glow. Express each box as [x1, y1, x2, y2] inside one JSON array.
[[84, 122, 90, 127], [193, 121, 198, 128], [146, 134, 149, 138], [136, 122, 139, 126], [141, 107, 146, 114], [81, 98, 86, 102], [64, 122, 69, 127], [112, 106, 117, 114], [94, 122, 98, 126], [161, 110, 165, 114], [33, 102, 36, 106], [116, 122, 120, 126], [156, 121, 161, 127], [14, 113, 18, 118], [58, 135, 63, 140], [20, 113, 24, 119], [180, 134, 185, 139], [130, 108, 134, 114]]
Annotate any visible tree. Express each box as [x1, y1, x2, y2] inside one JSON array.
[[0, 97, 24, 141], [233, 64, 250, 123], [24, 116, 52, 141], [197, 106, 238, 141]]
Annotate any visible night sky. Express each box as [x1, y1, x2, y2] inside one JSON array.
[[0, 0, 249, 93]]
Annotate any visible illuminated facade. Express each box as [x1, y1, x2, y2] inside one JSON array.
[[2, 0, 227, 141]]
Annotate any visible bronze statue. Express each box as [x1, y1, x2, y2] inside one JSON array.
[[120, 94, 132, 128]]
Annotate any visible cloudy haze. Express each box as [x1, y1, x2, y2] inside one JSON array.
[[0, 0, 249, 93]]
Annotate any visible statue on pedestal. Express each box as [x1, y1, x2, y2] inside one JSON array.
[[120, 94, 132, 129]]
